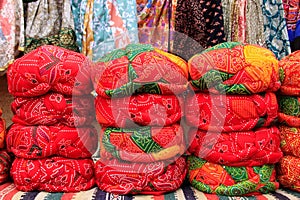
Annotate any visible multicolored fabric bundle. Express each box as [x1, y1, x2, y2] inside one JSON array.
[[94, 156, 187, 195], [10, 157, 95, 192], [7, 45, 93, 97], [278, 95, 300, 127], [6, 124, 98, 159], [279, 125, 300, 157], [95, 94, 183, 127], [0, 150, 13, 184], [188, 42, 280, 94], [11, 93, 95, 127], [185, 92, 278, 132], [91, 43, 188, 98], [188, 156, 279, 196], [187, 127, 282, 167], [277, 156, 300, 192], [279, 50, 300, 96], [99, 124, 185, 162]]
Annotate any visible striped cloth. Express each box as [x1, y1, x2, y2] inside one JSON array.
[[0, 182, 300, 200]]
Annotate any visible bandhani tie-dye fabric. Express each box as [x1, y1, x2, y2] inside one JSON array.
[[278, 95, 300, 127], [0, 108, 5, 149], [92, 43, 188, 98], [0, 0, 24, 71], [277, 155, 300, 192], [279, 50, 300, 96], [11, 157, 95, 192], [188, 156, 279, 196], [187, 127, 282, 167], [11, 92, 95, 127], [6, 124, 98, 159], [94, 156, 187, 195], [185, 92, 278, 132], [95, 94, 183, 127], [99, 124, 185, 162], [188, 42, 280, 94], [7, 45, 92, 97], [0, 150, 12, 184], [279, 125, 300, 157]]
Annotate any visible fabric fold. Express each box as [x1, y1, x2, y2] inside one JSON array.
[[278, 95, 300, 127], [279, 125, 300, 157]]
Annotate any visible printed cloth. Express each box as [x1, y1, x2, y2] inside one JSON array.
[[11, 157, 95, 192], [95, 94, 183, 127], [188, 42, 280, 94], [188, 156, 279, 196], [0, 108, 5, 149], [71, 0, 139, 61], [94, 156, 187, 195], [185, 92, 278, 132], [6, 124, 98, 159], [282, 0, 300, 42], [174, 0, 226, 60], [7, 45, 92, 97], [92, 43, 188, 98], [277, 155, 300, 192], [137, 0, 176, 52], [261, 0, 291, 59], [278, 95, 300, 127], [99, 124, 185, 162], [279, 50, 300, 96], [279, 125, 300, 157], [0, 150, 13, 184], [187, 127, 282, 167], [23, 0, 76, 53], [0, 0, 24, 71], [11, 92, 95, 127]]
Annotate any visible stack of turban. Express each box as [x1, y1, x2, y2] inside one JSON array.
[[6, 45, 96, 192]]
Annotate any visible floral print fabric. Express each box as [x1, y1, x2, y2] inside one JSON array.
[[278, 95, 300, 127]]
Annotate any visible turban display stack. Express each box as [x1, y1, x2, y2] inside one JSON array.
[[6, 45, 96, 192], [277, 50, 300, 192], [186, 42, 282, 196], [92, 43, 188, 194]]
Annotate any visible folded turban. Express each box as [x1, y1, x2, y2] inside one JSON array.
[[0, 108, 5, 149], [7, 45, 92, 97], [11, 157, 95, 192], [6, 124, 98, 159], [188, 156, 279, 196], [11, 92, 95, 127], [0, 150, 13, 184], [188, 42, 280, 94], [278, 50, 300, 96], [279, 125, 300, 157], [95, 94, 183, 128], [99, 124, 185, 162], [95, 156, 187, 195], [278, 95, 300, 127], [187, 127, 282, 167], [185, 92, 278, 132], [277, 156, 300, 192], [91, 43, 189, 98]]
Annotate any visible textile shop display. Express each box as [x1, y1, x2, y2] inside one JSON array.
[[11, 92, 95, 127], [187, 127, 282, 167], [188, 42, 280, 94], [187, 156, 279, 196], [279, 125, 300, 157], [71, 0, 139, 61], [278, 95, 300, 127], [94, 156, 187, 195], [7, 45, 93, 97], [92, 43, 188, 98], [277, 155, 300, 192], [10, 157, 95, 192], [279, 50, 300, 96], [185, 92, 278, 132], [95, 94, 183, 127], [99, 124, 185, 162], [23, 0, 78, 53], [0, 0, 24, 71], [6, 124, 98, 159]]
